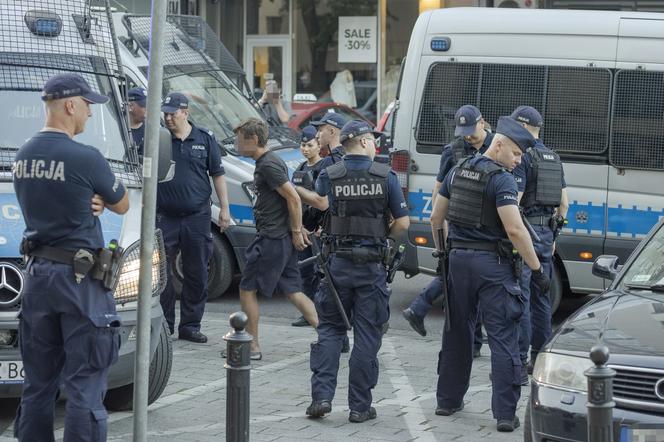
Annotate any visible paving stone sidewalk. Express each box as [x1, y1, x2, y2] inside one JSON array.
[[0, 312, 528, 441]]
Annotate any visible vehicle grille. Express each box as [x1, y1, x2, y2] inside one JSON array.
[[610, 365, 664, 413]]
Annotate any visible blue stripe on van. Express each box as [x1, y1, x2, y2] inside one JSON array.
[[407, 192, 662, 238], [230, 204, 255, 225]]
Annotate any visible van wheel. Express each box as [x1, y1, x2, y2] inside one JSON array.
[[172, 233, 235, 300], [523, 402, 533, 442], [104, 320, 173, 411], [550, 265, 563, 314]]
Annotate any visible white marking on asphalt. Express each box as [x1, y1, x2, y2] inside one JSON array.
[[381, 337, 437, 442]]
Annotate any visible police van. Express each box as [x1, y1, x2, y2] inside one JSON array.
[[0, 0, 172, 410], [393, 7, 664, 311], [113, 12, 305, 299]]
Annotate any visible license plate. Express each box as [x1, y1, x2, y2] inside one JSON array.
[[0, 361, 24, 384], [620, 424, 664, 442]]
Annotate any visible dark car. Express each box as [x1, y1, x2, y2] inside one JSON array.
[[526, 219, 664, 441]]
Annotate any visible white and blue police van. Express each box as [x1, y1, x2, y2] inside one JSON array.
[[0, 0, 172, 410], [392, 7, 664, 312], [113, 12, 305, 299]]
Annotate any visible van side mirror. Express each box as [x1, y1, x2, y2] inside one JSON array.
[[157, 127, 175, 182], [592, 255, 620, 281]]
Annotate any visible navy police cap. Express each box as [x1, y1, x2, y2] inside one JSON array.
[[41, 73, 109, 104], [300, 125, 317, 143], [496, 116, 536, 152], [340, 119, 382, 144], [510, 105, 543, 128], [128, 87, 148, 107], [454, 104, 482, 137], [310, 112, 348, 130], [161, 92, 189, 113]]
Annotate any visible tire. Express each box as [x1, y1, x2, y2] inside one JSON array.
[[549, 264, 563, 314], [104, 320, 174, 411], [172, 233, 235, 300], [523, 401, 533, 442]]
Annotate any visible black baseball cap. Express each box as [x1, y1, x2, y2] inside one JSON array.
[[128, 87, 147, 107], [161, 92, 189, 113], [495, 116, 536, 152], [41, 73, 109, 104], [340, 120, 382, 144], [311, 112, 348, 130], [300, 125, 317, 143], [510, 105, 543, 128], [454, 105, 482, 137]]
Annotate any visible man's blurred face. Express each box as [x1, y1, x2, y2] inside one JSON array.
[[129, 102, 146, 124], [163, 109, 188, 132], [236, 132, 259, 157], [464, 119, 486, 146], [496, 138, 523, 171]]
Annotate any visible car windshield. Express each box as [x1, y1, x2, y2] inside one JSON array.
[[619, 224, 664, 289], [163, 70, 263, 146], [0, 67, 126, 163]]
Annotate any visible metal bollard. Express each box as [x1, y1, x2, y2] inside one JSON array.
[[223, 312, 253, 442], [585, 344, 616, 442]]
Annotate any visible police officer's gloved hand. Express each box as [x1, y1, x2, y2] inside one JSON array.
[[531, 266, 551, 294]]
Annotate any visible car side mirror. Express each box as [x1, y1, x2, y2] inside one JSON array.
[[592, 255, 620, 280], [157, 126, 175, 183]]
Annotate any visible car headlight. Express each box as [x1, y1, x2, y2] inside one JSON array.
[[113, 230, 167, 304], [242, 181, 256, 204], [532, 352, 594, 392]]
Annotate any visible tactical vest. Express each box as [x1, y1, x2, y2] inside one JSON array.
[[327, 161, 390, 239], [521, 147, 563, 208], [447, 157, 504, 228], [450, 138, 467, 164]]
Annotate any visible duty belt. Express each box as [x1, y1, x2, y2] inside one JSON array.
[[526, 215, 551, 226], [448, 240, 498, 253]]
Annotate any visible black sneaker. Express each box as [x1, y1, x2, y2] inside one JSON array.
[[527, 358, 535, 375], [341, 336, 350, 353], [435, 402, 464, 416], [497, 416, 520, 432], [306, 400, 332, 418], [520, 365, 529, 386], [473, 348, 481, 358], [291, 315, 309, 327], [402, 308, 427, 337], [178, 329, 208, 343], [348, 407, 377, 423]]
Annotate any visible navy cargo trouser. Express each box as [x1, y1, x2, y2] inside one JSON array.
[[436, 249, 524, 420], [408, 276, 484, 350], [15, 258, 121, 442], [310, 254, 389, 412], [518, 225, 555, 363], [157, 205, 212, 334], [298, 237, 321, 300]]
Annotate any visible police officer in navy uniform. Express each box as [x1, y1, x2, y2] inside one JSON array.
[[13, 73, 129, 441], [307, 120, 410, 422], [311, 112, 349, 168], [127, 87, 147, 155], [158, 92, 231, 343], [510, 106, 569, 376], [430, 116, 550, 432], [403, 105, 491, 356], [291, 126, 325, 327]]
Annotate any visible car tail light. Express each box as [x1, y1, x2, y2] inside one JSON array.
[[390, 150, 409, 201]]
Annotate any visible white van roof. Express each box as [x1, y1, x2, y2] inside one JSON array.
[[414, 8, 664, 66]]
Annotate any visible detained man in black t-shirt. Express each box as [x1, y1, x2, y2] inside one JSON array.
[[233, 118, 319, 360]]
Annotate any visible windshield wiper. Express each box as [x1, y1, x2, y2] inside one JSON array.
[[624, 283, 664, 292]]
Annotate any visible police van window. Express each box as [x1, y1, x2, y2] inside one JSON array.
[[415, 63, 480, 154], [162, 69, 264, 149], [0, 66, 126, 162], [610, 70, 664, 171], [545, 67, 611, 156], [415, 62, 612, 159]]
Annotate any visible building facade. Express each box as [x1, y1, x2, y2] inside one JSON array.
[[114, 0, 664, 122]]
